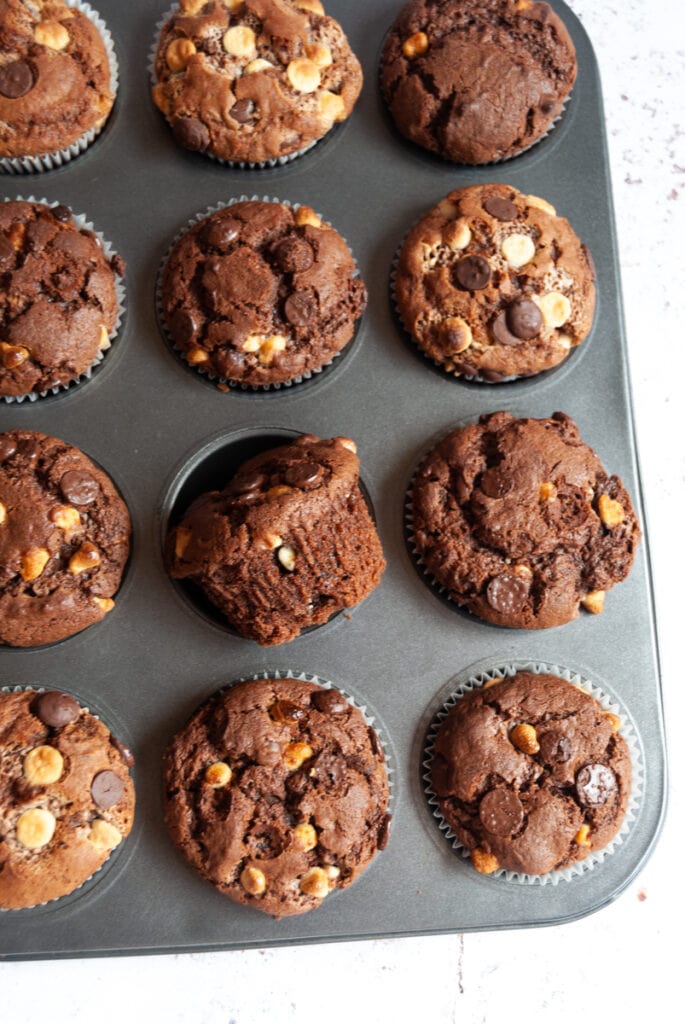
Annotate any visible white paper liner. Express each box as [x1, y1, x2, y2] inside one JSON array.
[[0, 2, 119, 175], [148, 4, 324, 169], [1, 196, 126, 403], [422, 660, 643, 885], [156, 195, 362, 392], [0, 685, 135, 912]]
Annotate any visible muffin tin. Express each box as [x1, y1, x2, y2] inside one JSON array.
[[0, 0, 666, 959]]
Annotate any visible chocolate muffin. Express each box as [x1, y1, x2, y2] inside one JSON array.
[[380, 0, 576, 164], [429, 672, 632, 876], [152, 0, 362, 165], [0, 430, 131, 647], [395, 184, 596, 382], [409, 412, 641, 628], [166, 434, 385, 644], [0, 0, 114, 163], [0, 201, 124, 400], [160, 199, 366, 388], [0, 688, 135, 910], [164, 676, 390, 917]]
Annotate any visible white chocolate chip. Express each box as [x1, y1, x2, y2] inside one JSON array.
[[0, 502, 6, 525], [24, 745, 64, 786], [204, 762, 232, 787], [244, 58, 274, 74], [317, 90, 346, 122], [68, 542, 101, 575], [299, 866, 329, 898], [501, 233, 536, 268], [222, 25, 256, 58], [34, 20, 70, 50], [296, 0, 325, 12], [443, 219, 472, 250], [277, 544, 297, 571], [88, 818, 122, 851], [337, 437, 357, 453], [98, 324, 111, 351], [21, 547, 50, 582], [240, 865, 266, 895], [242, 336, 261, 353], [165, 37, 197, 72], [293, 823, 318, 851], [526, 194, 557, 216], [16, 808, 56, 849], [305, 42, 332, 68], [534, 291, 572, 328], [441, 316, 472, 353], [286, 58, 321, 94]]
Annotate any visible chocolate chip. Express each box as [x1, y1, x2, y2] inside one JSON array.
[[284, 290, 318, 326], [91, 770, 125, 809], [479, 368, 507, 383], [170, 309, 198, 345], [506, 298, 542, 340], [230, 98, 255, 124], [51, 205, 73, 223], [0, 436, 17, 462], [284, 461, 322, 488], [492, 311, 522, 346], [110, 736, 135, 768], [269, 700, 305, 724], [455, 255, 492, 291], [486, 573, 530, 614], [172, 116, 210, 152], [226, 470, 265, 496], [0, 60, 35, 99], [539, 93, 557, 115], [34, 691, 80, 728], [483, 196, 518, 221], [311, 688, 347, 715], [285, 770, 308, 796], [538, 730, 572, 765], [367, 726, 383, 760], [275, 237, 314, 273], [203, 218, 240, 250], [111, 253, 126, 277], [377, 812, 392, 850], [479, 788, 524, 837], [479, 467, 513, 498], [575, 764, 617, 806], [60, 470, 100, 506]]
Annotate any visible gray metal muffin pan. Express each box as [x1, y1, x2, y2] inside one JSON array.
[[0, 0, 666, 959]]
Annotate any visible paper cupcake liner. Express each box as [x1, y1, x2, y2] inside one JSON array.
[[156, 195, 362, 393], [0, 2, 119, 175], [422, 660, 643, 885], [148, 4, 322, 169], [0, 684, 135, 913], [1, 196, 126, 404]]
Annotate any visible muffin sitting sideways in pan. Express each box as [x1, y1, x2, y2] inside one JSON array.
[[165, 434, 385, 645], [409, 412, 641, 628], [0, 688, 135, 910], [164, 676, 390, 917]]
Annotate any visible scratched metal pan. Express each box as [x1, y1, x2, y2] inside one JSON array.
[[0, 0, 666, 959]]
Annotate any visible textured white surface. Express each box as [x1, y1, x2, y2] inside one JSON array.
[[1, 1, 683, 1017]]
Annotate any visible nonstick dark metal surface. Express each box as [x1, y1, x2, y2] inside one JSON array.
[[0, 0, 666, 959]]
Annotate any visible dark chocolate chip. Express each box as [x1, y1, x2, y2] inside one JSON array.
[[575, 764, 617, 806], [455, 255, 491, 291], [60, 470, 100, 506], [284, 461, 322, 488], [284, 290, 318, 326], [479, 368, 507, 383], [311, 688, 347, 715], [367, 726, 383, 760], [111, 253, 126, 277], [377, 812, 392, 850], [226, 470, 265, 496], [172, 116, 210, 152], [539, 93, 557, 115], [285, 770, 308, 796], [91, 770, 125, 809], [230, 98, 255, 124], [506, 298, 543, 340], [203, 218, 240, 250], [34, 691, 80, 728], [110, 736, 135, 768], [479, 788, 524, 837], [0, 436, 17, 462], [170, 309, 198, 345], [538, 730, 572, 765], [269, 700, 305, 724], [275, 237, 314, 273], [51, 205, 73, 223], [479, 468, 513, 498], [0, 60, 35, 99], [492, 311, 522, 347], [486, 573, 530, 615], [483, 196, 518, 221]]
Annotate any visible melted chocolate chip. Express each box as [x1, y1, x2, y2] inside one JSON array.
[[60, 470, 100, 506], [506, 298, 543, 340], [34, 691, 80, 728], [0, 436, 17, 462], [51, 205, 73, 223], [230, 98, 255, 124], [486, 573, 530, 614], [203, 218, 240, 250], [91, 770, 125, 809], [284, 290, 317, 326], [269, 700, 305, 724], [575, 764, 617, 806], [170, 309, 198, 345], [284, 461, 322, 488], [0, 60, 35, 99], [455, 255, 492, 291], [311, 688, 347, 715], [377, 812, 392, 850], [538, 730, 572, 765], [275, 237, 314, 273], [479, 788, 524, 837], [172, 116, 210, 152], [483, 196, 518, 221]]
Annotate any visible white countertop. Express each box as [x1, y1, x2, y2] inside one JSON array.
[[2, 1, 683, 1018]]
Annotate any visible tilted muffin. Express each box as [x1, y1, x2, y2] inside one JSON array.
[[395, 184, 596, 382], [0, 688, 135, 910], [430, 672, 632, 876], [409, 412, 641, 628], [152, 0, 362, 165], [166, 434, 385, 644], [164, 676, 391, 917], [380, 0, 576, 164], [0, 0, 114, 162], [160, 199, 366, 388], [0, 201, 124, 399], [0, 430, 131, 647]]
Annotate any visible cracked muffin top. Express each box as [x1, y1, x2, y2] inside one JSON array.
[[380, 0, 576, 164], [0, 201, 124, 399], [160, 199, 366, 388], [395, 184, 595, 382], [0, 0, 114, 160], [409, 412, 641, 629], [163, 676, 390, 917], [430, 671, 632, 875], [152, 0, 362, 164], [0, 430, 131, 648], [0, 688, 135, 910]]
